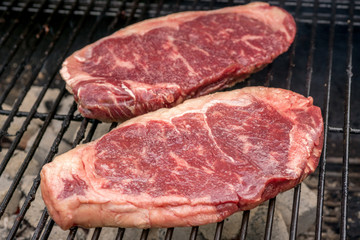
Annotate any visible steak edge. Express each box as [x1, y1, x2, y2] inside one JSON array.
[[60, 2, 296, 121], [40, 87, 323, 230]]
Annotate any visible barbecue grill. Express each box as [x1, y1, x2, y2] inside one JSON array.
[[0, 0, 359, 239]]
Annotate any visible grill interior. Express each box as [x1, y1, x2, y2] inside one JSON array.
[[1, 0, 360, 239]]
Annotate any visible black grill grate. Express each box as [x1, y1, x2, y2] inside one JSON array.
[[0, 0, 360, 239]]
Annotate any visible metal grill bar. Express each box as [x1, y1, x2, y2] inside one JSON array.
[[155, 0, 164, 15], [165, 227, 174, 240], [191, 0, 199, 10], [108, 0, 129, 30], [0, 109, 84, 121], [66, 227, 78, 240], [340, 0, 354, 238], [87, 0, 112, 39], [314, 0, 337, 239], [214, 221, 224, 240], [32, 209, 50, 240], [239, 210, 250, 240], [72, 119, 91, 148], [2, 0, 360, 26], [189, 226, 198, 240], [328, 126, 360, 133], [126, 0, 141, 25], [40, 217, 55, 240], [264, 198, 276, 240], [289, 185, 301, 239], [140, 229, 149, 240], [305, 0, 319, 97], [172, 0, 181, 12], [285, 0, 301, 89], [91, 227, 103, 240], [116, 228, 125, 240]]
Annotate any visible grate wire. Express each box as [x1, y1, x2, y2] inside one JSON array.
[[40, 217, 55, 240], [264, 198, 276, 240], [314, 0, 337, 239], [91, 227, 103, 240], [165, 227, 174, 240], [214, 221, 224, 240], [305, 0, 319, 97], [115, 228, 126, 240], [31, 209, 51, 240], [340, 0, 354, 239], [66, 228, 78, 240], [239, 210, 250, 240], [172, 0, 182, 12], [285, 0, 301, 89], [289, 185, 301, 239], [108, 0, 130, 30], [189, 226, 199, 240], [140, 229, 149, 240]]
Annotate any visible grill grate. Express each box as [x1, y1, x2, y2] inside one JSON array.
[[0, 0, 360, 239], [2, 0, 360, 25]]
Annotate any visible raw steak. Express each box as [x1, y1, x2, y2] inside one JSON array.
[[41, 87, 323, 230], [60, 2, 296, 122]]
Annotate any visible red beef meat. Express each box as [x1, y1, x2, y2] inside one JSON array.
[[41, 87, 323, 230], [60, 2, 296, 121]]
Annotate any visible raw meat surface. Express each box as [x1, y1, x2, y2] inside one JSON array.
[[41, 87, 324, 230], [60, 2, 296, 121]]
